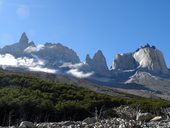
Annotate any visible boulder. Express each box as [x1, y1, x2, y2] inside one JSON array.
[[136, 112, 153, 122], [19, 121, 35, 128], [83, 117, 96, 124], [150, 116, 162, 121]]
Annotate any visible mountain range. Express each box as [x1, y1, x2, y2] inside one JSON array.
[[1, 32, 170, 100]]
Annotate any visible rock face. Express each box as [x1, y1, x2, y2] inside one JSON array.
[[112, 53, 137, 70], [19, 32, 29, 44], [1, 33, 170, 100], [0, 32, 35, 57], [0, 33, 80, 68], [112, 45, 169, 75], [126, 71, 170, 99], [85, 50, 109, 75], [133, 47, 169, 75], [36, 43, 80, 67]]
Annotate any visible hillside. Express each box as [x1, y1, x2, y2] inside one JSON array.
[[0, 70, 170, 126]]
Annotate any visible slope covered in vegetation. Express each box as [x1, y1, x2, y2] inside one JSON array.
[[0, 70, 170, 126]]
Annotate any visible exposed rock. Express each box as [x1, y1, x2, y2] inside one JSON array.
[[19, 121, 35, 128], [133, 47, 169, 75], [125, 71, 170, 100], [114, 105, 137, 120], [136, 111, 153, 122], [1, 33, 170, 100], [4, 115, 170, 128], [0, 32, 35, 57], [112, 53, 138, 70], [0, 33, 80, 69], [150, 116, 162, 121], [35, 43, 80, 68], [85, 50, 109, 75], [19, 32, 29, 44], [112, 45, 169, 75], [85, 54, 91, 65], [83, 117, 96, 124]]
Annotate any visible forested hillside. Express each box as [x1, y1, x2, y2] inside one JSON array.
[[0, 70, 170, 126]]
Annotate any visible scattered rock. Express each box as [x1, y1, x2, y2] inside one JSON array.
[[19, 121, 36, 128], [150, 116, 162, 121], [136, 112, 153, 122], [83, 117, 97, 124]]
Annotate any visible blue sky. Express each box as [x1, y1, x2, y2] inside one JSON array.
[[0, 0, 170, 67]]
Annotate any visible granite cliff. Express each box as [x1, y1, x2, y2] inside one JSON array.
[[112, 44, 169, 75]]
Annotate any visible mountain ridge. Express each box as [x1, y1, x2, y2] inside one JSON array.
[[1, 33, 170, 100]]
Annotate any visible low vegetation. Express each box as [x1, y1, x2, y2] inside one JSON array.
[[0, 70, 169, 126]]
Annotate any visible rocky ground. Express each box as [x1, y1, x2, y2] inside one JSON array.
[[2, 106, 170, 128], [3, 118, 170, 128], [36, 119, 170, 128]]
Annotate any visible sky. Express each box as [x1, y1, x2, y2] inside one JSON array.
[[0, 0, 170, 68]]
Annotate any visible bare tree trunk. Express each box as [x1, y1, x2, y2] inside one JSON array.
[[8, 111, 12, 127]]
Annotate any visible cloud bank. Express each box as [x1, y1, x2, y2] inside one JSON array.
[[60, 62, 94, 78], [0, 54, 93, 78], [0, 54, 56, 74], [67, 69, 94, 78], [60, 62, 85, 69]]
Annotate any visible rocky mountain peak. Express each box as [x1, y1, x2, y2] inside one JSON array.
[[36, 42, 80, 67], [19, 32, 29, 44], [29, 41, 36, 47], [133, 45, 169, 75], [0, 32, 33, 57], [93, 50, 104, 60], [86, 50, 108, 75], [93, 50, 108, 68], [112, 53, 137, 70], [112, 44, 169, 75], [85, 54, 92, 64]]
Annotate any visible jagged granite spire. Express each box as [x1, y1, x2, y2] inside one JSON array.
[[85, 54, 92, 64], [86, 50, 108, 74], [19, 32, 29, 44], [0, 32, 33, 57]]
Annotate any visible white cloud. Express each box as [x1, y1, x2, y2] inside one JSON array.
[[67, 69, 94, 78], [24, 46, 37, 53], [29, 66, 56, 74], [0, 54, 93, 77], [16, 5, 30, 18], [0, 54, 56, 74], [37, 44, 44, 51], [60, 62, 85, 69], [0, 54, 17, 67], [60, 62, 93, 78]]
